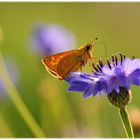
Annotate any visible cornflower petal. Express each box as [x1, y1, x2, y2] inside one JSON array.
[[122, 58, 140, 75], [129, 69, 140, 86], [102, 64, 115, 75], [115, 67, 130, 90], [65, 72, 101, 98], [67, 81, 89, 92]]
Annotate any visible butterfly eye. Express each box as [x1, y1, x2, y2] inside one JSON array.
[[85, 45, 91, 51]]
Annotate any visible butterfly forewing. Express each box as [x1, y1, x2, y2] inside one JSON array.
[[56, 51, 81, 79], [42, 50, 79, 79]]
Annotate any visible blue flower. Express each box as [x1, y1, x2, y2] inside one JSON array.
[[65, 54, 140, 98], [30, 24, 76, 56]]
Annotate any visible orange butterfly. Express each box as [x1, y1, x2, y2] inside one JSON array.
[[42, 38, 98, 80]]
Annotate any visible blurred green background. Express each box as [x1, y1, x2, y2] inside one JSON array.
[[0, 2, 140, 138]]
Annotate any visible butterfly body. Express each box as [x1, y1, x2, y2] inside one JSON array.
[[42, 38, 97, 80]]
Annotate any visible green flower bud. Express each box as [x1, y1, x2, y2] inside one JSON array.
[[107, 87, 132, 109]]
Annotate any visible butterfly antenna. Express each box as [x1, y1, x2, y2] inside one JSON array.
[[90, 37, 98, 45]]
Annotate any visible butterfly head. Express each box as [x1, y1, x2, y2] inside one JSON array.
[[84, 43, 92, 52], [84, 37, 98, 52]]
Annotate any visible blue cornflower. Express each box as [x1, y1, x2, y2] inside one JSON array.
[[30, 24, 76, 56], [65, 54, 140, 98]]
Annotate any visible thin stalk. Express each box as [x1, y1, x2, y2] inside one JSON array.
[[0, 53, 46, 138], [119, 108, 134, 138]]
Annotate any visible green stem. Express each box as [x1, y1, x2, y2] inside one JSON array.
[[119, 108, 134, 138], [0, 53, 46, 138]]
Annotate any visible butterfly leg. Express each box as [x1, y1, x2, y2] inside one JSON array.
[[91, 56, 98, 62]]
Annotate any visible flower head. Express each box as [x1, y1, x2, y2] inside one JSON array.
[[65, 54, 140, 99], [30, 24, 76, 57]]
